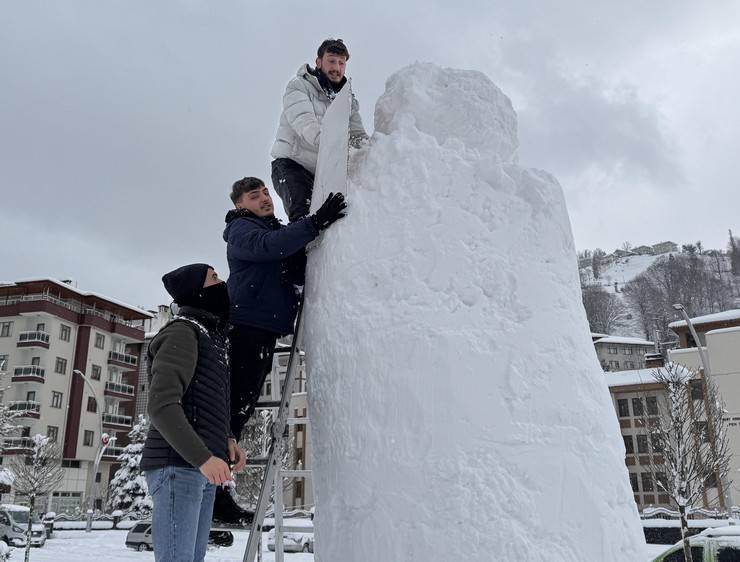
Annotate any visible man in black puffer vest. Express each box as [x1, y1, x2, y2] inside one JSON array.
[[141, 263, 246, 562]]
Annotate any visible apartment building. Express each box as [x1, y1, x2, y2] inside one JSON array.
[[607, 369, 725, 512], [0, 279, 151, 513], [593, 335, 654, 372]]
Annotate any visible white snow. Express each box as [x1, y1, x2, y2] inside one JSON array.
[[668, 309, 740, 329], [304, 62, 645, 561], [594, 336, 655, 346], [3, 530, 311, 561], [0, 469, 14, 486]]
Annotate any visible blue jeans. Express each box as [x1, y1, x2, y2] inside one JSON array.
[[145, 466, 216, 562]]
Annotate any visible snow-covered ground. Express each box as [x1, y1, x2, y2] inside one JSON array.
[[8, 530, 313, 562], [4, 529, 670, 561]]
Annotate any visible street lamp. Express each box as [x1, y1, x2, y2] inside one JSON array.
[[72, 369, 116, 533]]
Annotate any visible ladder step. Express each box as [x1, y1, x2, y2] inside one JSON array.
[[245, 457, 269, 467], [281, 469, 311, 479], [278, 525, 314, 534], [286, 417, 310, 426]]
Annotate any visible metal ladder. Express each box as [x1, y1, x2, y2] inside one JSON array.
[[242, 303, 312, 562]]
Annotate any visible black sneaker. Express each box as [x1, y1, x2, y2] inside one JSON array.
[[212, 487, 254, 526]]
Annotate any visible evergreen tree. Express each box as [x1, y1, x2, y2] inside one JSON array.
[[108, 415, 152, 518], [729, 229, 740, 275]]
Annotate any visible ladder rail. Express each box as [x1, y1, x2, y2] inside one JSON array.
[[242, 303, 306, 562]]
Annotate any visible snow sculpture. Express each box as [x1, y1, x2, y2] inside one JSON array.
[[304, 63, 645, 561]]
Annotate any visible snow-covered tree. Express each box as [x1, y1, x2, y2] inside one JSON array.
[[10, 434, 64, 562], [108, 415, 151, 518], [639, 364, 731, 562]]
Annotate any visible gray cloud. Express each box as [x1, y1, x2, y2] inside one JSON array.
[[2, 1, 739, 306]]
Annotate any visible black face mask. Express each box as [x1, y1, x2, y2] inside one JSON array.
[[182, 282, 230, 322]]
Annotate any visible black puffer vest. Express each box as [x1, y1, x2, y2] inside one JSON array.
[[141, 307, 230, 470]]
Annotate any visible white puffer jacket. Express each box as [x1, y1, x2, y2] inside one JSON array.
[[271, 64, 367, 174]]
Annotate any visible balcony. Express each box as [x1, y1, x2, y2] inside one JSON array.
[[2, 437, 35, 454], [102, 413, 133, 429], [16, 331, 50, 349], [101, 446, 125, 461], [7, 401, 41, 419], [108, 351, 138, 370], [104, 381, 135, 400], [12, 365, 46, 383]]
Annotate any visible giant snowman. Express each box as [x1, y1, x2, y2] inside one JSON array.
[[303, 63, 645, 561]]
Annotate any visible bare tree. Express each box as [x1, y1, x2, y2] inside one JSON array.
[[11, 435, 65, 562], [639, 364, 731, 562], [581, 284, 628, 334]]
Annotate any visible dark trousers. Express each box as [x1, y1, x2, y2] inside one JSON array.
[[272, 158, 315, 222], [229, 325, 278, 441]]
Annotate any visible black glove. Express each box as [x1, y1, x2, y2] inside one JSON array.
[[311, 192, 347, 231]]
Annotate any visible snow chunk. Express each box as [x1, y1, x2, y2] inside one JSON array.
[[305, 63, 645, 562], [374, 63, 519, 162]]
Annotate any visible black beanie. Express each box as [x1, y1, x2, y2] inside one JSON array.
[[162, 263, 211, 304]]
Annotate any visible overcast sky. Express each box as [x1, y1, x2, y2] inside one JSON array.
[[2, 1, 739, 309]]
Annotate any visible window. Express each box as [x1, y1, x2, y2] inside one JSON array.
[[0, 354, 8, 372], [609, 360, 620, 370], [704, 471, 718, 488], [641, 472, 654, 492], [26, 391, 36, 402], [51, 391, 63, 409], [55, 357, 67, 374], [617, 399, 630, 418], [94, 333, 105, 349], [637, 434, 649, 454], [717, 546, 740, 561], [608, 346, 618, 355], [623, 435, 634, 454], [663, 547, 704, 562], [60, 324, 71, 342], [265, 381, 272, 396], [629, 473, 639, 492], [690, 380, 704, 400], [31, 356, 40, 366], [632, 398, 644, 417], [83, 430, 94, 447], [624, 347, 633, 355], [655, 472, 667, 492], [87, 397, 97, 413], [653, 437, 664, 454], [0, 322, 12, 337], [646, 396, 659, 416], [91, 365, 101, 380], [47, 426, 59, 442], [625, 361, 636, 369], [694, 421, 709, 443], [60, 460, 81, 468], [95, 472, 101, 483], [36, 323, 45, 332]]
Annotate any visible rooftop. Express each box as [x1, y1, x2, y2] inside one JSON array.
[[668, 309, 740, 330], [594, 336, 654, 346]]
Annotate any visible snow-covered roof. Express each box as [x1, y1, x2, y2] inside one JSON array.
[[1, 278, 153, 318], [706, 326, 740, 337], [590, 332, 608, 338], [1, 504, 29, 512], [668, 309, 740, 329], [594, 336, 654, 346], [605, 369, 661, 388]]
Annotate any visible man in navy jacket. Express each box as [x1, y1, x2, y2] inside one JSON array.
[[223, 176, 345, 447]]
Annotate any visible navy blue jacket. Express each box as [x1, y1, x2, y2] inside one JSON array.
[[223, 210, 318, 335]]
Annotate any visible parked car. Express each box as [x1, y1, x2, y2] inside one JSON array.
[[267, 528, 313, 553], [651, 525, 740, 561], [125, 522, 153, 551], [125, 522, 234, 551], [0, 504, 46, 547]]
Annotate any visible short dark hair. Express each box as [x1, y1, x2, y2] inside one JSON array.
[[317, 38, 350, 60], [230, 177, 265, 204]]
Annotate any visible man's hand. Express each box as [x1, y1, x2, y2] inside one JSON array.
[[228, 438, 247, 472], [311, 192, 347, 231], [199, 456, 232, 485]]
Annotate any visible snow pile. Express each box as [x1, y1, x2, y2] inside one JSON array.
[[305, 63, 645, 561]]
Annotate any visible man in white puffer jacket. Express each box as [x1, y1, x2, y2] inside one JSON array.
[[271, 38, 367, 222]]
